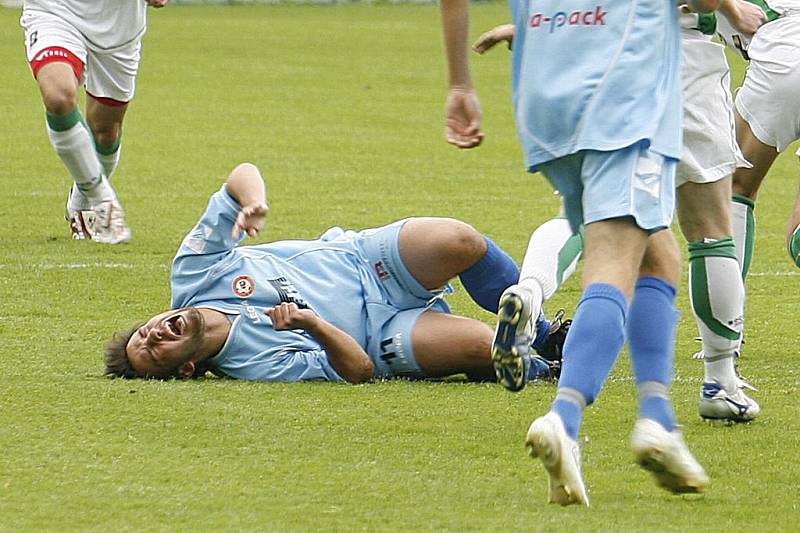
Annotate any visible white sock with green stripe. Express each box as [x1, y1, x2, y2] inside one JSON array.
[[95, 137, 121, 179], [518, 217, 583, 300], [731, 194, 755, 278], [688, 237, 743, 391], [47, 109, 114, 207]]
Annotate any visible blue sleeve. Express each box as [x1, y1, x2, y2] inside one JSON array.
[[214, 349, 345, 382], [171, 186, 244, 307]]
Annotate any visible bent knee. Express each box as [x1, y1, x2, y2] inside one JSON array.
[[435, 219, 486, 261]]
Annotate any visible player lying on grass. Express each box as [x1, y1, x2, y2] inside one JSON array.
[[105, 163, 576, 383]]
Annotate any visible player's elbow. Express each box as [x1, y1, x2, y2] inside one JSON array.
[[344, 359, 375, 384], [687, 0, 721, 13]]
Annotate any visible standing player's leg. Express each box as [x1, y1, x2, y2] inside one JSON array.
[[74, 45, 142, 244], [21, 10, 128, 243], [677, 179, 760, 421], [628, 230, 709, 492], [492, 216, 582, 391], [731, 112, 779, 277], [673, 33, 759, 421], [35, 62, 121, 241], [86, 95, 128, 179], [731, 15, 800, 277], [528, 216, 646, 507], [526, 145, 707, 506]]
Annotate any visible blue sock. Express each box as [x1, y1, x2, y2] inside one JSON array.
[[531, 314, 551, 352], [551, 283, 628, 440], [527, 355, 552, 381], [627, 276, 678, 431], [458, 236, 519, 313]]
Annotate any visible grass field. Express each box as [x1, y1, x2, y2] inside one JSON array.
[[1, 3, 799, 531]]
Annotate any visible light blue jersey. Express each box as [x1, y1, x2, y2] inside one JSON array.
[[510, 0, 682, 170], [170, 188, 448, 382]]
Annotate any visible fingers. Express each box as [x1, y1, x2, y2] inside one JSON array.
[[267, 302, 306, 330], [445, 123, 484, 148], [446, 116, 484, 148], [472, 33, 497, 55], [230, 203, 268, 239]]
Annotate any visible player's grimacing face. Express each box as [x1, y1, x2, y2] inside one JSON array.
[[125, 307, 205, 378]]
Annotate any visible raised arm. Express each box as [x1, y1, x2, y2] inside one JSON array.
[[225, 163, 269, 239], [441, 0, 484, 149], [267, 303, 375, 384]]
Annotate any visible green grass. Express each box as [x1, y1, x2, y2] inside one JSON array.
[[1, 3, 799, 530]]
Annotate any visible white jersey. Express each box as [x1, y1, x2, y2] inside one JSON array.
[[22, 0, 147, 52]]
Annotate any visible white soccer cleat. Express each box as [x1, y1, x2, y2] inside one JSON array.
[[91, 198, 131, 244], [631, 418, 709, 494], [491, 284, 540, 392], [699, 381, 760, 422], [526, 411, 589, 507], [66, 208, 96, 240]]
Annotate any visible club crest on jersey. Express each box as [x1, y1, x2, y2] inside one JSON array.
[[374, 261, 391, 281], [233, 275, 255, 298]]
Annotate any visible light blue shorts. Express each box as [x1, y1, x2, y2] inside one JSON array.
[[354, 219, 450, 378], [539, 142, 677, 233]]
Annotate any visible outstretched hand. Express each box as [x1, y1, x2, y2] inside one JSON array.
[[267, 302, 318, 331], [232, 202, 269, 240], [472, 24, 515, 54], [445, 87, 484, 149]]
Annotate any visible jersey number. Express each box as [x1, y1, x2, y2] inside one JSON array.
[[379, 338, 397, 365]]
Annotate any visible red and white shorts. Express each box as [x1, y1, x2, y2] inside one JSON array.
[[21, 8, 141, 104]]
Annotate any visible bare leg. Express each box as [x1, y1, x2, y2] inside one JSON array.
[[583, 218, 649, 296], [86, 96, 128, 151], [677, 179, 732, 241], [398, 217, 487, 290], [732, 112, 779, 201], [36, 62, 79, 115], [411, 311, 494, 379]]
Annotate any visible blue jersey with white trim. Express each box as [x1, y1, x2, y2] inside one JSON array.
[[510, 0, 682, 169], [171, 187, 385, 382]]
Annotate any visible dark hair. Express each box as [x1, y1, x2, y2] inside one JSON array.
[[104, 323, 144, 379], [104, 322, 211, 380]]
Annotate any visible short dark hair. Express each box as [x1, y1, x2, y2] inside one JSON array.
[[104, 323, 144, 379], [104, 323, 211, 380]]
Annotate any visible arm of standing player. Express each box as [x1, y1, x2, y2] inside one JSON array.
[[225, 163, 269, 239], [718, 0, 767, 35], [267, 303, 375, 384], [441, 0, 484, 149], [473, 24, 515, 54]]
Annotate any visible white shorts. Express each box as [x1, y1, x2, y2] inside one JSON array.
[[735, 15, 800, 155], [21, 9, 141, 103], [678, 31, 749, 187]]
